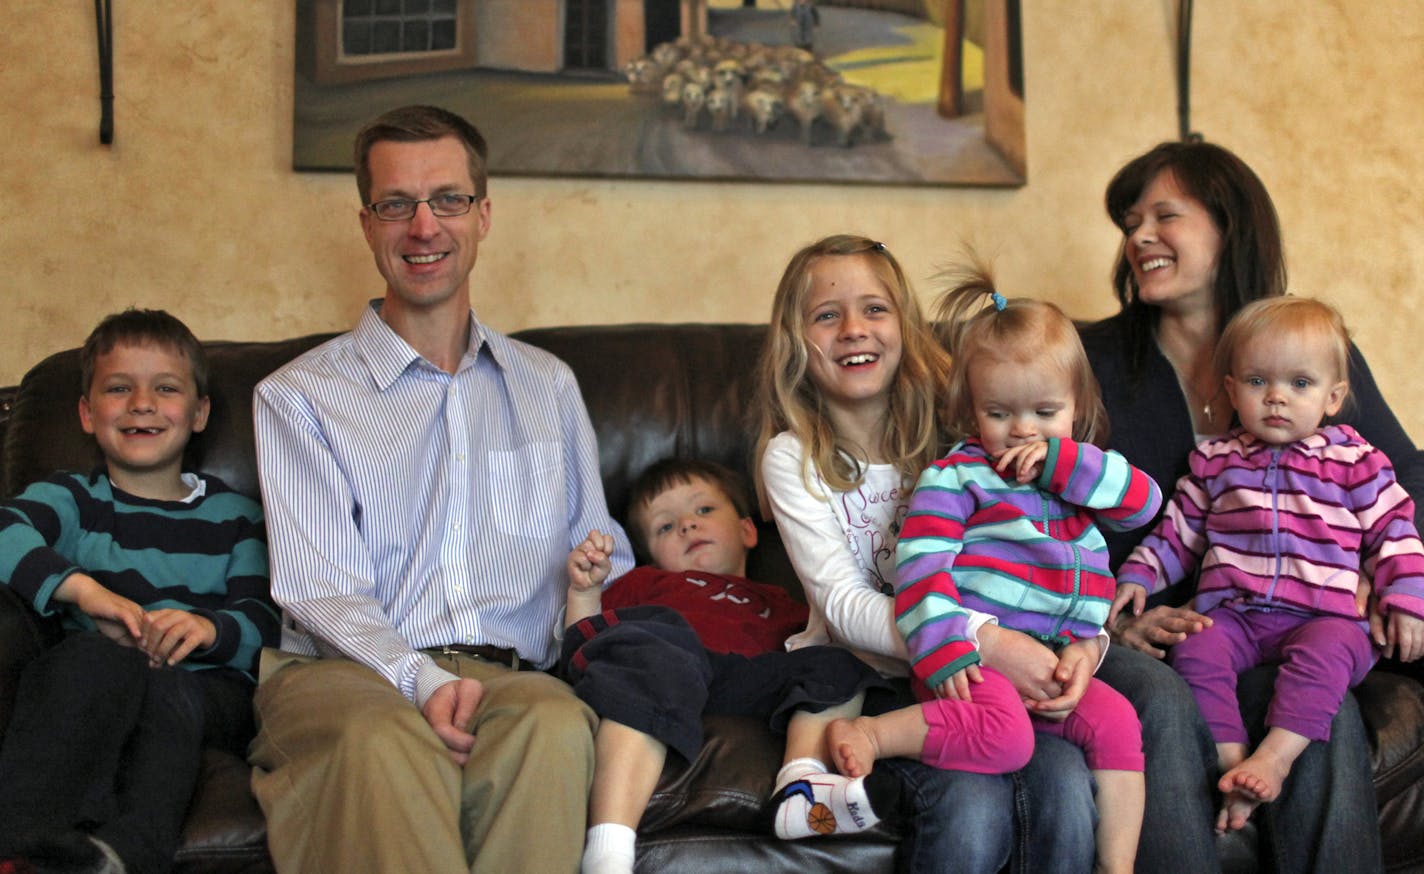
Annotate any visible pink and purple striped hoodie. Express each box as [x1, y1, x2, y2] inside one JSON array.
[[1118, 425, 1424, 626], [895, 438, 1162, 689]]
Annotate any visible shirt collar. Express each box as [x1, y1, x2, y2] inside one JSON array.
[[352, 300, 497, 391], [1232, 425, 1339, 457]]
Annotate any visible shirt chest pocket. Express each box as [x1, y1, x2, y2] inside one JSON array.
[[488, 442, 563, 537]]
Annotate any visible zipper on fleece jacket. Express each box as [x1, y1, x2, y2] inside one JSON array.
[[1266, 447, 1283, 601], [1038, 490, 1083, 639]]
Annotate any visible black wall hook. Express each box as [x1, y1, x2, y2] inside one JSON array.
[[96, 0, 114, 145]]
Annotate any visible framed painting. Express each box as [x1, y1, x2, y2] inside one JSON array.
[[293, 0, 1025, 186]]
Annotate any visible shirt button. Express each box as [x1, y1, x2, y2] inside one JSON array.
[[455, 453, 466, 462], [452, 523, 461, 532]]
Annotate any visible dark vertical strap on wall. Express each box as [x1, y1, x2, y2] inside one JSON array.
[[1176, 0, 1201, 142], [95, 0, 114, 145]]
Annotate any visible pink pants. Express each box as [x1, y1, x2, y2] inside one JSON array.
[[918, 667, 1144, 773]]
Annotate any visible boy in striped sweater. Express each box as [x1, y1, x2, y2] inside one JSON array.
[[0, 309, 276, 874], [1113, 296, 1424, 835]]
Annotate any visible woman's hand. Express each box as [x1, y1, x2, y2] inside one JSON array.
[[977, 623, 1063, 702], [1109, 604, 1212, 659]]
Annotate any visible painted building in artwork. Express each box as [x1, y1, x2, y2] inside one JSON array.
[[297, 0, 707, 85]]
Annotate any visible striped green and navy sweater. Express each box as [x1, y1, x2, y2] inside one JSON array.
[[0, 470, 276, 678]]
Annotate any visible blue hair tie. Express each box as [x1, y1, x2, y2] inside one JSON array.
[[991, 291, 1007, 312]]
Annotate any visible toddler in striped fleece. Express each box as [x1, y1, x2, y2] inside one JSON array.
[[1112, 295, 1424, 835], [830, 268, 1161, 874]]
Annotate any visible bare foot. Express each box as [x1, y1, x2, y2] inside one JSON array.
[[826, 716, 882, 778], [1214, 751, 1290, 833]]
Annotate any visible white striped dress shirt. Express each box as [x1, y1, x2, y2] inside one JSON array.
[[254, 302, 633, 706]]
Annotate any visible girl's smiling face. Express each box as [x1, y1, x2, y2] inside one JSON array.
[[802, 253, 904, 424], [1121, 170, 1224, 315]]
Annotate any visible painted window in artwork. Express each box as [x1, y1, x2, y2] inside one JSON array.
[[341, 0, 459, 58]]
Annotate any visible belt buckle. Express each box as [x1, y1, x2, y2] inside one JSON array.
[[509, 651, 521, 671]]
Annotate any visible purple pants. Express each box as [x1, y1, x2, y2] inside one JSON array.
[[919, 667, 1144, 774], [1169, 605, 1376, 745]]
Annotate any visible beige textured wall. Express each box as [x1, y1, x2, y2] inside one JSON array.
[[3, 2, 1420, 438]]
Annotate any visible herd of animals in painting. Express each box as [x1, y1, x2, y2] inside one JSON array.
[[622, 33, 889, 148]]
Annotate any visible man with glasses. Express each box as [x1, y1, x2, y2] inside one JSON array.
[[248, 105, 634, 873]]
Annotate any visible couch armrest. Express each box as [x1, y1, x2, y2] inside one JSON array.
[[0, 585, 55, 732]]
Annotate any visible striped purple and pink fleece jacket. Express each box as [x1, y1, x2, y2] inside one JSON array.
[[1118, 425, 1424, 625], [895, 438, 1162, 689]]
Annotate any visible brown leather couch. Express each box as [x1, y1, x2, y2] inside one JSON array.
[[2, 324, 1422, 873]]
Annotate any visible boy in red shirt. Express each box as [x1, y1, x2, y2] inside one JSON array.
[[564, 459, 891, 873]]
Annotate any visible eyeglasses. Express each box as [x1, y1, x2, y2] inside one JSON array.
[[366, 193, 481, 222]]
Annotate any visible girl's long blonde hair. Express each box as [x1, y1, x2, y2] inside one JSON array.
[[935, 265, 1109, 447], [753, 235, 951, 510]]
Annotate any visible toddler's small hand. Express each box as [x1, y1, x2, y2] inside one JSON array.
[[932, 664, 982, 702], [994, 441, 1049, 484], [1387, 611, 1424, 663], [1108, 583, 1145, 626], [567, 529, 614, 591]]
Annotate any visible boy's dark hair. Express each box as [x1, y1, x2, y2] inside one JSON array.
[[80, 308, 209, 398], [625, 458, 752, 559], [354, 104, 488, 205]]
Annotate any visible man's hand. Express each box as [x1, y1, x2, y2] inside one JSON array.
[[977, 623, 1063, 702], [1110, 605, 1212, 659], [994, 441, 1050, 484], [141, 609, 217, 667], [55, 572, 143, 643], [422, 678, 484, 766]]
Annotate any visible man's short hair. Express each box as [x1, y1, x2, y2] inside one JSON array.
[[625, 458, 753, 559], [353, 104, 488, 204], [80, 308, 208, 398]]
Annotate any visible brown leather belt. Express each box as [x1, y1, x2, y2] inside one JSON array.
[[428, 644, 537, 671]]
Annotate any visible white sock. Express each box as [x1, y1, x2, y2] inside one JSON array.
[[582, 823, 636, 874], [772, 757, 881, 840], [774, 757, 827, 791], [89, 837, 127, 874]]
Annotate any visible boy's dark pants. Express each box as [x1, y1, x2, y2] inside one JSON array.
[[0, 632, 254, 874], [561, 605, 886, 763]]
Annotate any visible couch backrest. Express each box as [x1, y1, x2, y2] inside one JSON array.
[[1, 322, 798, 589]]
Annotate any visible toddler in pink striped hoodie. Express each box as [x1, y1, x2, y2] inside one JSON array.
[[1111, 296, 1424, 836]]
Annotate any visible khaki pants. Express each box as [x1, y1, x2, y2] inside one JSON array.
[[249, 651, 595, 874]]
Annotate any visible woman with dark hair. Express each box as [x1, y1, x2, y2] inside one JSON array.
[[1081, 140, 1422, 873]]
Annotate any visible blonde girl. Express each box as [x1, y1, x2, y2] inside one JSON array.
[[754, 236, 1098, 874]]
